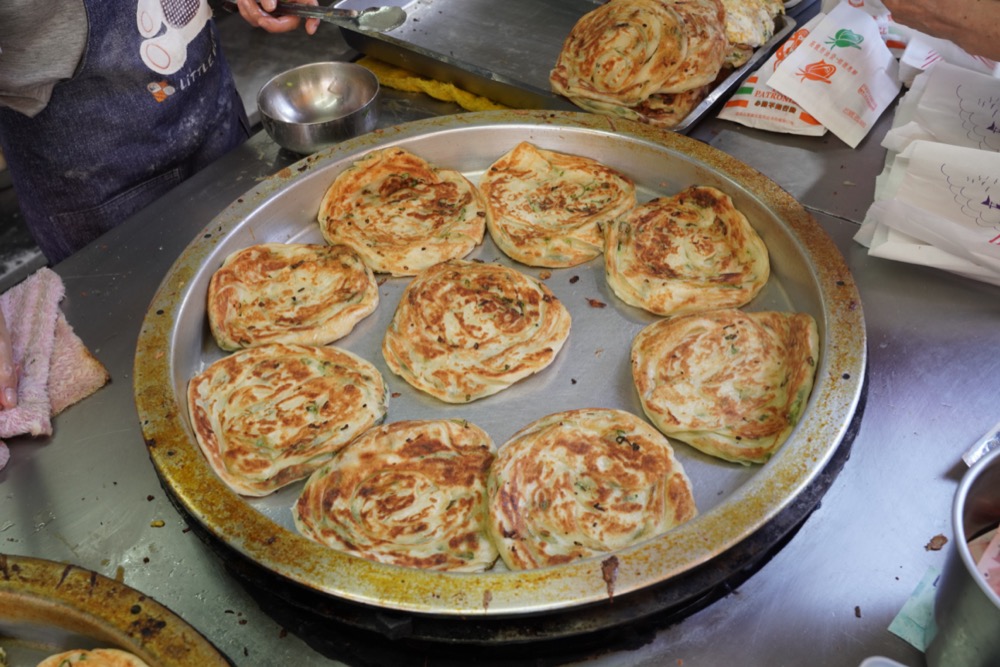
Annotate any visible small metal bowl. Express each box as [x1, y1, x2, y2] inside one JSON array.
[[257, 61, 380, 154]]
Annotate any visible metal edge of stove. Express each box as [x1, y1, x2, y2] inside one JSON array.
[[334, 2, 796, 134], [0, 554, 235, 667], [133, 109, 867, 621]]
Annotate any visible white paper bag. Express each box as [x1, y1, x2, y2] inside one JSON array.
[[860, 140, 1000, 283], [862, 221, 1000, 287], [896, 31, 998, 87], [768, 2, 901, 147], [882, 61, 1000, 154]]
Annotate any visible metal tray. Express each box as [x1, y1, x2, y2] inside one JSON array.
[[134, 110, 866, 618], [333, 0, 795, 132], [0, 555, 232, 666]]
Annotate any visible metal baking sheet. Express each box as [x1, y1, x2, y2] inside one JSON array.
[[0, 555, 232, 666], [332, 0, 795, 132], [134, 110, 866, 619]]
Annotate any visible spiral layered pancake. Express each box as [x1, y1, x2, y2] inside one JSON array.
[[550, 0, 687, 108], [487, 408, 697, 570], [604, 185, 770, 315], [187, 343, 388, 496], [573, 86, 712, 130], [479, 142, 636, 268], [37, 649, 150, 667], [658, 0, 727, 94], [206, 243, 378, 351], [294, 419, 498, 572], [631, 309, 819, 465], [318, 147, 486, 276], [382, 259, 571, 403]]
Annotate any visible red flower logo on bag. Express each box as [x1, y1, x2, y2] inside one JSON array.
[[797, 60, 837, 84]]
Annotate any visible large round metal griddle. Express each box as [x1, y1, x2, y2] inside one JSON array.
[[133, 110, 866, 627]]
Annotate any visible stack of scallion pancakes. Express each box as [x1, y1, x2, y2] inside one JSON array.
[[550, 0, 785, 129], [188, 137, 818, 574]]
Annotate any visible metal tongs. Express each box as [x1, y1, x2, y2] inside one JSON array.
[[223, 1, 407, 33]]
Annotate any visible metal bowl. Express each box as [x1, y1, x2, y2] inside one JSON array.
[[926, 446, 1000, 667], [257, 61, 380, 154]]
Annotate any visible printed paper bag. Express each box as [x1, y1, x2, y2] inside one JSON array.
[[768, 2, 900, 148], [717, 14, 827, 136]]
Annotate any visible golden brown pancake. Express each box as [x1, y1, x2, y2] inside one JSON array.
[[487, 408, 697, 570], [294, 419, 498, 572], [566, 86, 710, 130], [604, 185, 770, 315], [479, 142, 636, 267], [631, 309, 819, 464], [634, 86, 713, 129], [318, 147, 486, 276], [187, 343, 388, 496], [206, 242, 378, 351], [550, 0, 688, 108], [36, 649, 151, 667], [658, 0, 728, 93], [382, 259, 571, 403]]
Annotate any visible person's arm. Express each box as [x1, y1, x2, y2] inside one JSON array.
[[233, 0, 321, 35], [883, 0, 1000, 61], [0, 310, 17, 410]]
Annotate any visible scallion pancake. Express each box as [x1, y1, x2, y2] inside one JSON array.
[[604, 185, 770, 315], [318, 147, 486, 276], [631, 309, 819, 464], [382, 259, 572, 403], [487, 408, 697, 570], [294, 419, 498, 572], [206, 242, 378, 351], [480, 142, 636, 268], [187, 343, 388, 496]]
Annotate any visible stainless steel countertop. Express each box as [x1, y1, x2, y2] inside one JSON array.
[[3, 45, 997, 667]]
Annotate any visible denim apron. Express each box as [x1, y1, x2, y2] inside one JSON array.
[[0, 0, 250, 263]]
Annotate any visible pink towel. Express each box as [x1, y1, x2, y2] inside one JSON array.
[[0, 268, 110, 469]]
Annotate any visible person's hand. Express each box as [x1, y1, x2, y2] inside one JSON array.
[[0, 309, 17, 410], [883, 0, 1000, 61], [234, 0, 320, 35]]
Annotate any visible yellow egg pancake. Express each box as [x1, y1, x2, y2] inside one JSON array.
[[294, 419, 498, 572], [206, 243, 378, 351], [487, 408, 697, 570], [187, 343, 388, 496], [722, 0, 784, 66], [318, 147, 486, 276], [479, 142, 637, 268], [381, 259, 571, 403], [604, 185, 770, 315], [631, 309, 819, 465]]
